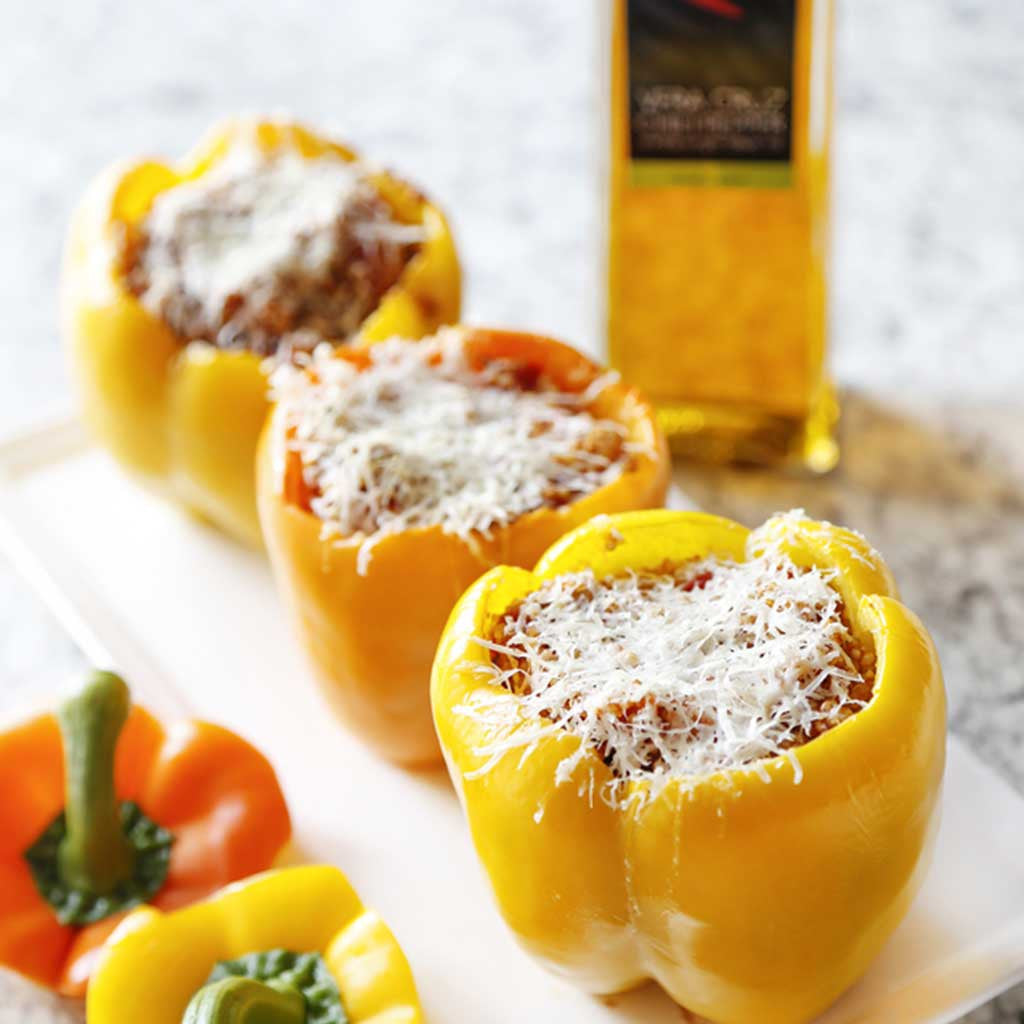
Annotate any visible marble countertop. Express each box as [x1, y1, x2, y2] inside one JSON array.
[[1, 1, 1021, 1020]]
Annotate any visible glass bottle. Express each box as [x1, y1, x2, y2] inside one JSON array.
[[604, 0, 837, 471]]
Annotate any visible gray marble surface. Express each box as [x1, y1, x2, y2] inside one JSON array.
[[0, 1, 1022, 1020]]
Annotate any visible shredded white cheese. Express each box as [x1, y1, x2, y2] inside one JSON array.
[[128, 142, 422, 353], [460, 525, 873, 807], [141, 146, 416, 317], [272, 330, 637, 571]]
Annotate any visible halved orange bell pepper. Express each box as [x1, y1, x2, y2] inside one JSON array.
[[431, 510, 947, 1024], [257, 327, 671, 766], [0, 671, 291, 997], [62, 116, 461, 546], [87, 865, 423, 1024]]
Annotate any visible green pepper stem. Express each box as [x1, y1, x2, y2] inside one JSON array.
[[183, 978, 307, 1024], [56, 670, 137, 896]]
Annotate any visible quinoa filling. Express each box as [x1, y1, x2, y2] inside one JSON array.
[[121, 146, 421, 357], [272, 331, 638, 570], [465, 534, 875, 801]]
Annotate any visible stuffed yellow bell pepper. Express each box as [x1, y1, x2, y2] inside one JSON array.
[[87, 865, 422, 1023], [62, 116, 460, 546], [431, 510, 947, 1024], [257, 327, 670, 766]]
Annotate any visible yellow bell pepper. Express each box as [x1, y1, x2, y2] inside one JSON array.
[[62, 117, 461, 547], [87, 865, 423, 1023], [257, 327, 671, 766], [431, 510, 947, 1024]]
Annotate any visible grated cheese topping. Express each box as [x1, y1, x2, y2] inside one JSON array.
[[461, 525, 875, 807], [124, 142, 422, 355], [272, 330, 637, 571]]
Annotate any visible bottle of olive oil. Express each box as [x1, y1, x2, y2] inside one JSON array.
[[605, 0, 836, 471]]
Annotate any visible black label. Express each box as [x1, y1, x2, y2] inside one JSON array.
[[627, 0, 796, 165]]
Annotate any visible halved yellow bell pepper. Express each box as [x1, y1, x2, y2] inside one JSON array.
[[431, 510, 947, 1024], [87, 865, 423, 1023], [257, 328, 671, 766], [62, 117, 461, 547]]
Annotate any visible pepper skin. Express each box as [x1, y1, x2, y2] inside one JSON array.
[[257, 328, 670, 766], [87, 865, 424, 1024], [0, 673, 291, 997], [431, 510, 947, 1024], [62, 117, 461, 547]]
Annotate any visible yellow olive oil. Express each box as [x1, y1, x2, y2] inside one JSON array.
[[605, 0, 837, 470]]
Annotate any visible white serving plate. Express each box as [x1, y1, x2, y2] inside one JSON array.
[[1, 418, 1023, 1024]]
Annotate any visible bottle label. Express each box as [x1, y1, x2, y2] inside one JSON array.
[[627, 0, 797, 187]]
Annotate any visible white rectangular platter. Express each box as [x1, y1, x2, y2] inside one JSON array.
[[2, 418, 1023, 1024]]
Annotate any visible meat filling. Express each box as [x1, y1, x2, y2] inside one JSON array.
[[471, 545, 876, 796], [122, 148, 421, 357]]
